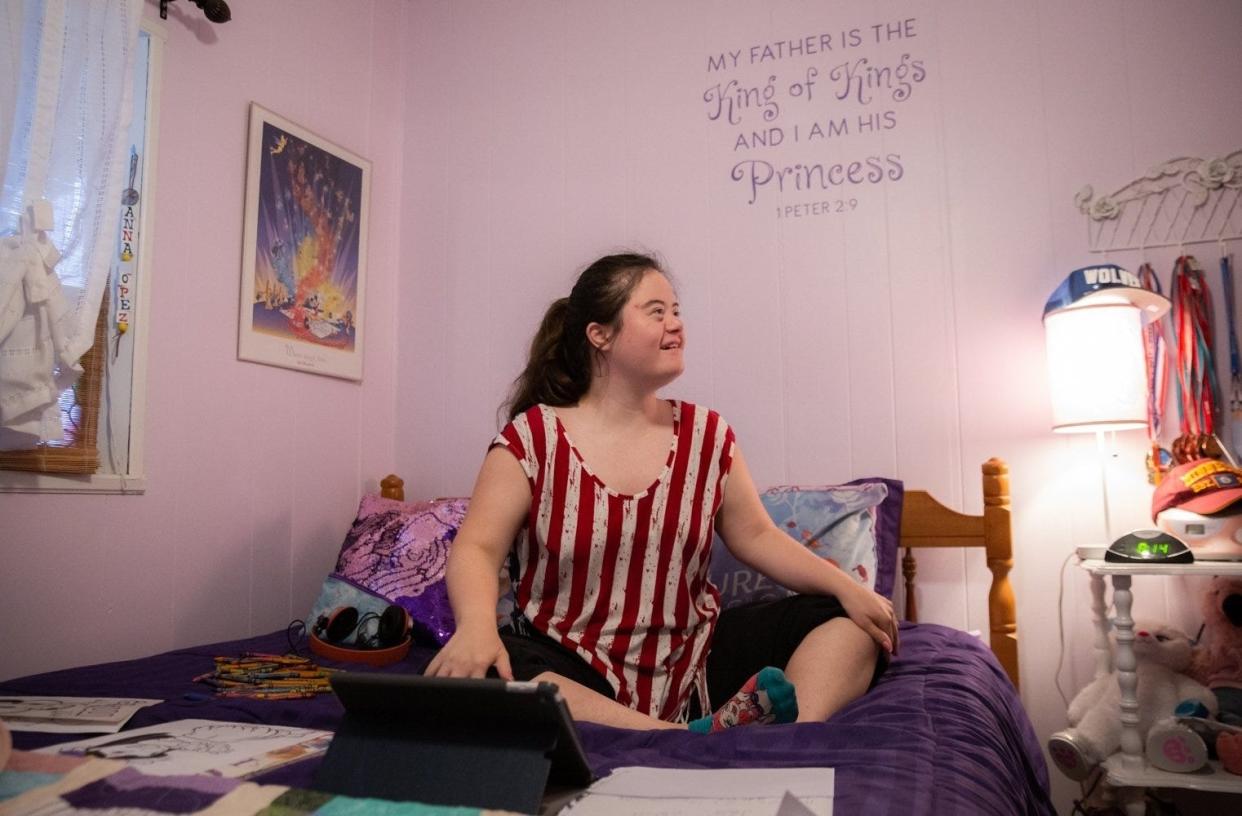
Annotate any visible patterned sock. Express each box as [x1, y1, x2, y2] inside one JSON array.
[[688, 666, 798, 733]]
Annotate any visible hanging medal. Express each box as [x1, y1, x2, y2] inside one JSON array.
[[1170, 255, 1222, 463], [1200, 254, 1226, 460], [1138, 263, 1172, 483], [1170, 257, 1194, 463]]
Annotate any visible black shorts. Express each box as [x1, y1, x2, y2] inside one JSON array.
[[497, 594, 885, 715]]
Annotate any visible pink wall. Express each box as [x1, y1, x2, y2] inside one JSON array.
[[0, 0, 404, 680], [396, 1, 1242, 810], [1, 2, 1239, 811]]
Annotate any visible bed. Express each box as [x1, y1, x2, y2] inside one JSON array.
[[0, 458, 1054, 815]]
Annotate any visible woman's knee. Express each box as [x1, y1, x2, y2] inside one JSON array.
[[816, 617, 879, 657], [531, 670, 567, 685]]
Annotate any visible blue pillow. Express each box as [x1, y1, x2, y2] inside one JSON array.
[[709, 477, 903, 608]]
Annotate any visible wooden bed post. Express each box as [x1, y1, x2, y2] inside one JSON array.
[[983, 458, 1019, 691], [894, 458, 1020, 689], [380, 474, 405, 501], [902, 548, 918, 623]]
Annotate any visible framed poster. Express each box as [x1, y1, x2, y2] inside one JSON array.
[[238, 103, 369, 380]]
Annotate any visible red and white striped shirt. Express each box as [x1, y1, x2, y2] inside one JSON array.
[[493, 400, 735, 720]]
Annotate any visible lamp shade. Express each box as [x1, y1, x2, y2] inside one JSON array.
[[1043, 303, 1147, 433]]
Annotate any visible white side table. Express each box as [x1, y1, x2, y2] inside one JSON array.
[[1077, 558, 1242, 815]]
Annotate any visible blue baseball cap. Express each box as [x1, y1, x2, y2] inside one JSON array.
[[1042, 264, 1170, 322]]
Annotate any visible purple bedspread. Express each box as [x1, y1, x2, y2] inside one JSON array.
[[2, 622, 1053, 815]]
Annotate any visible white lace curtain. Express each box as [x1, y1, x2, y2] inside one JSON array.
[[0, 0, 142, 449]]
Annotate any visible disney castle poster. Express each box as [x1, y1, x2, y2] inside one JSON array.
[[238, 103, 369, 380]]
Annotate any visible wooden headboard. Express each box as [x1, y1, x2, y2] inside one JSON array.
[[378, 457, 1019, 690], [899, 458, 1017, 690]]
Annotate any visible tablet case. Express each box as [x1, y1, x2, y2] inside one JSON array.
[[314, 673, 594, 814]]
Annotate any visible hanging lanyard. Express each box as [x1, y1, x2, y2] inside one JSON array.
[[1140, 263, 1175, 483], [1222, 253, 1241, 415], [113, 147, 141, 359], [1137, 263, 1168, 442], [1171, 255, 1219, 440]]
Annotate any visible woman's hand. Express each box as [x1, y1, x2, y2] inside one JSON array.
[[713, 446, 900, 656], [424, 623, 513, 680], [431, 447, 530, 681], [836, 579, 900, 656]]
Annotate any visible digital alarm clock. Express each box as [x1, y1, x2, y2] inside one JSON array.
[[1104, 529, 1194, 564]]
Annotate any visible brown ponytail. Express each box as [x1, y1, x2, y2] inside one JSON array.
[[504, 253, 663, 420]]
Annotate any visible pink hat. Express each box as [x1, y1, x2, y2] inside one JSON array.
[[1152, 458, 1242, 520]]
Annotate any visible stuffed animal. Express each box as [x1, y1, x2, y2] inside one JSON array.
[[1187, 575, 1242, 726], [1220, 730, 1242, 774], [1048, 621, 1218, 780]]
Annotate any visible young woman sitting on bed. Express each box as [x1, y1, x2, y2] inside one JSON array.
[[425, 252, 898, 732]]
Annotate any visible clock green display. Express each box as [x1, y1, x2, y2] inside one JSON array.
[[1105, 529, 1193, 564]]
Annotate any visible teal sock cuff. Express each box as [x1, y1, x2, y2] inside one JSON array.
[[757, 666, 798, 724], [688, 715, 712, 734]]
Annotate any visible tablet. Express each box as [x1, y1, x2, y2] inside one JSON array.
[[316, 672, 594, 811]]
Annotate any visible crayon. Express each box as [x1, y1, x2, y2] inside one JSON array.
[[222, 670, 328, 680], [216, 687, 327, 698], [240, 652, 313, 664]]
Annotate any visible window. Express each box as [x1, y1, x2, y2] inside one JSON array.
[[0, 22, 162, 494]]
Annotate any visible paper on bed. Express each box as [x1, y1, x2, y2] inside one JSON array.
[[0, 697, 161, 734], [560, 766, 834, 816], [37, 719, 331, 778]]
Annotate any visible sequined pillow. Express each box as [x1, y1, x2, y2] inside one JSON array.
[[308, 495, 466, 646]]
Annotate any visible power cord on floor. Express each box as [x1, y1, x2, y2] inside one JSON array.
[[1069, 767, 1103, 815]]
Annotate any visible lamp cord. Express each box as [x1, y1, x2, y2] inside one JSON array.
[[1096, 430, 1112, 543], [1056, 551, 1117, 713], [1055, 550, 1075, 708]]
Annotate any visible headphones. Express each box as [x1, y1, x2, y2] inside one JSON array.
[[308, 604, 412, 666]]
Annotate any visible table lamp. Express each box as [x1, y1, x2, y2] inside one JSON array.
[[1042, 264, 1171, 541]]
